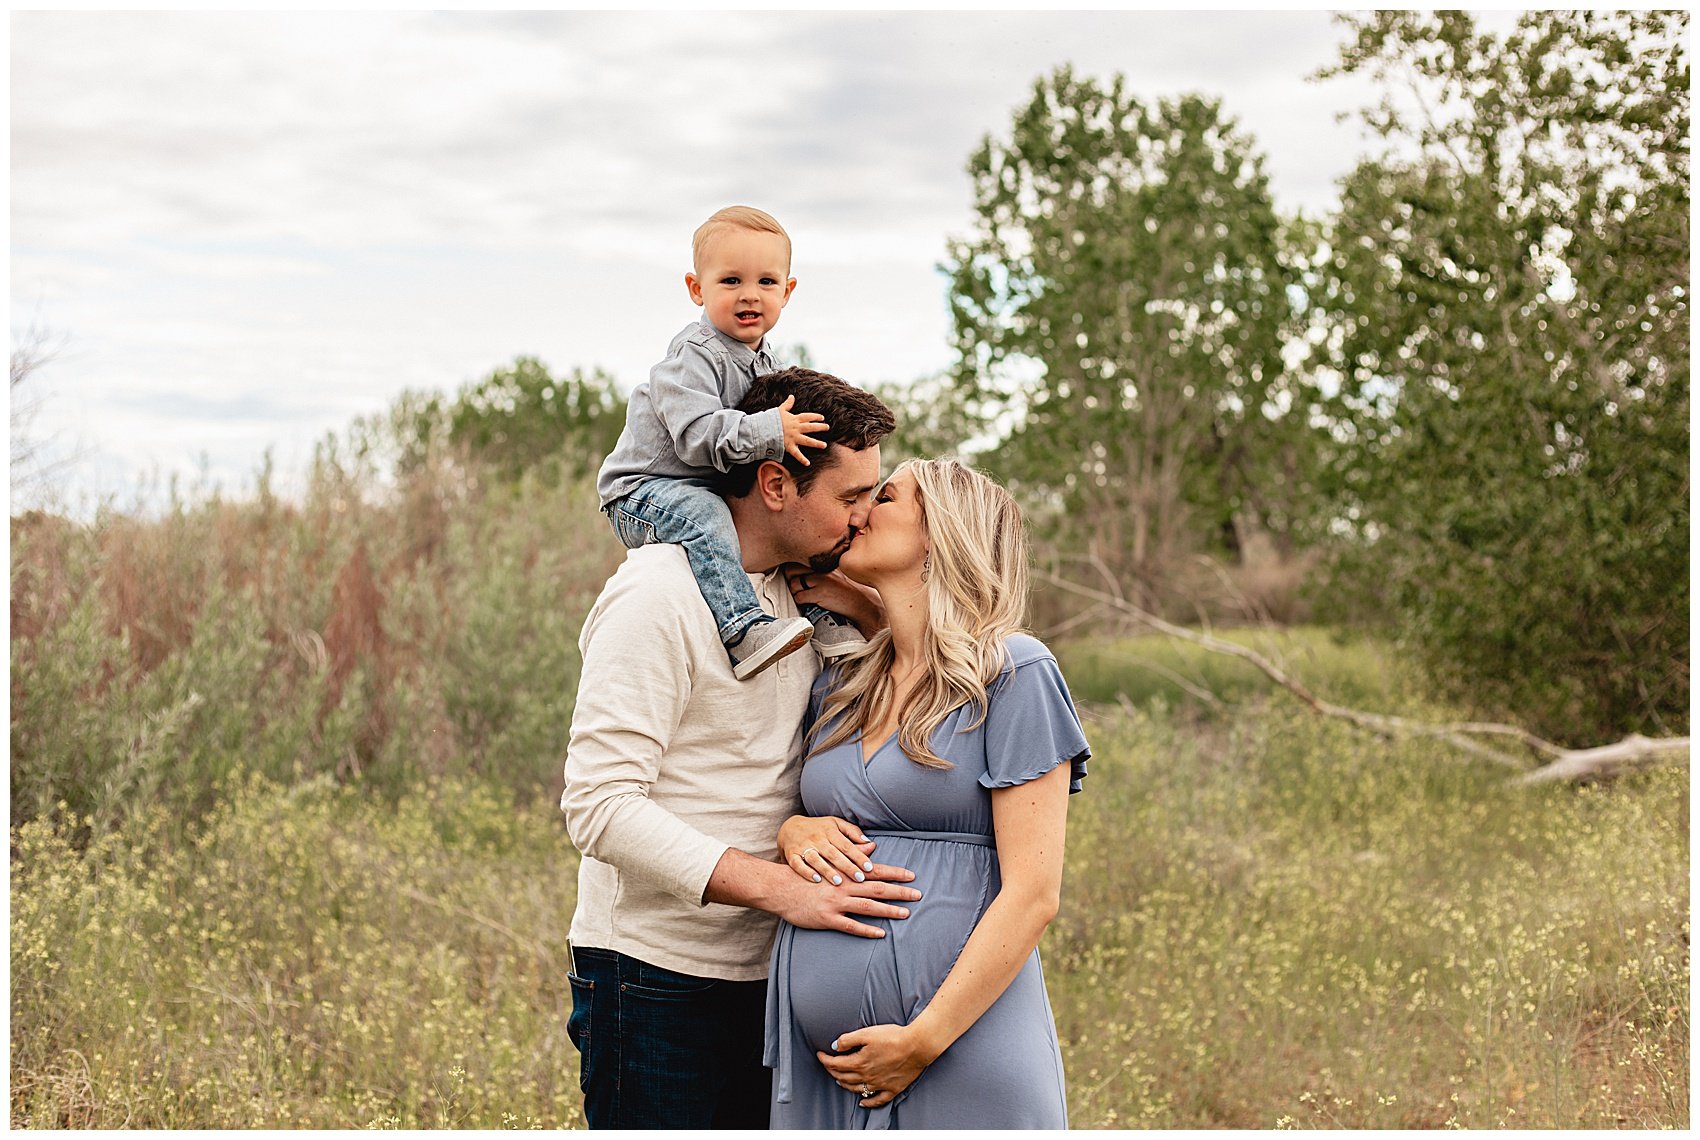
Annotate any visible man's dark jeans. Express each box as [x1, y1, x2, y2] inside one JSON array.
[[567, 945, 770, 1129]]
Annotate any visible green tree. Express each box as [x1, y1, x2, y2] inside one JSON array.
[[946, 69, 1315, 608], [867, 372, 975, 469], [444, 356, 624, 483], [1314, 10, 1689, 740]]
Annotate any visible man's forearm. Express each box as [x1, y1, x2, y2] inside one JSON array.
[[702, 846, 795, 912]]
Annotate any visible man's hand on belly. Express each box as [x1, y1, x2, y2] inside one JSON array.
[[703, 848, 922, 938]]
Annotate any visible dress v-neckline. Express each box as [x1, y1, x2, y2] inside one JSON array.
[[859, 732, 899, 767]]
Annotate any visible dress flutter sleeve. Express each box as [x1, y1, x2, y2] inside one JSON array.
[[978, 643, 1091, 794]]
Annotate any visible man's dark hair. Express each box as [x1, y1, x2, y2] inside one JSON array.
[[720, 367, 896, 498]]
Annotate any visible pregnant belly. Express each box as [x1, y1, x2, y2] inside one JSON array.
[[785, 927, 886, 1055], [782, 836, 994, 1054]]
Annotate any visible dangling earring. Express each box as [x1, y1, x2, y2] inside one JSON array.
[[920, 551, 931, 583]]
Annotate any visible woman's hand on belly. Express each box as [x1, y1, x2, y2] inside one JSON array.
[[815, 1022, 946, 1109], [778, 813, 917, 888]]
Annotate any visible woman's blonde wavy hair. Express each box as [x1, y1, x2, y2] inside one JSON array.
[[808, 458, 1030, 769]]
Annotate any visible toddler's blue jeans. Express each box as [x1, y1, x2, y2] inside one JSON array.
[[605, 478, 825, 655]]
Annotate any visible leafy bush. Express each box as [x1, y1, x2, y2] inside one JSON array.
[[9, 454, 625, 840]]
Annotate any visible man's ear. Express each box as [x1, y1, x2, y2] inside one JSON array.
[[754, 459, 790, 512]]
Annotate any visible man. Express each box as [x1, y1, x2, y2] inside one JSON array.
[[560, 367, 915, 1129]]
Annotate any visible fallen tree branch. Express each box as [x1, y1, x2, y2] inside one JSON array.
[[1039, 567, 1689, 784], [1514, 734, 1692, 786], [1121, 659, 1224, 707]]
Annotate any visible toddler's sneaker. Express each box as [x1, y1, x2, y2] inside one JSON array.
[[731, 616, 814, 680], [810, 614, 869, 660]]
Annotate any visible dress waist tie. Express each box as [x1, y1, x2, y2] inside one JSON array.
[[863, 829, 992, 847]]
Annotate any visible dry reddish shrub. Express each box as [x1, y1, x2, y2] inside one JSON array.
[[98, 517, 204, 672], [10, 511, 79, 645], [321, 540, 390, 754]]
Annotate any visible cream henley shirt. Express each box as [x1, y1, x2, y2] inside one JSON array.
[[560, 543, 817, 981]]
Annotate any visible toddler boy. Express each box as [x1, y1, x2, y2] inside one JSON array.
[[595, 205, 867, 679]]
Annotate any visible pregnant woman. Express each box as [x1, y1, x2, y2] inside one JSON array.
[[765, 458, 1090, 1129]]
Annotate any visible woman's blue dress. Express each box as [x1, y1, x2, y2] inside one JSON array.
[[765, 634, 1090, 1129]]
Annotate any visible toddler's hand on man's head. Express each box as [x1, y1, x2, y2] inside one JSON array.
[[779, 394, 831, 466]]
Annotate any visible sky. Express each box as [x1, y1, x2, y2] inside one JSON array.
[[10, 8, 1503, 513]]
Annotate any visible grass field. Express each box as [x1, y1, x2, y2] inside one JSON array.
[[10, 629, 1687, 1128]]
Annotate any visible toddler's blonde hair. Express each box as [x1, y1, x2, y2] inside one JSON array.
[[692, 206, 791, 273]]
